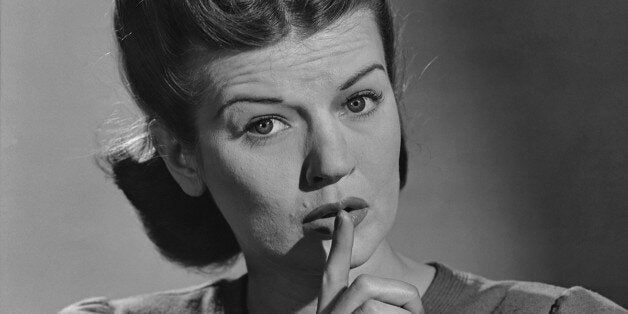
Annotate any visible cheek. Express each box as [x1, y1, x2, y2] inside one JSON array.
[[348, 104, 401, 264], [358, 103, 401, 228], [358, 102, 401, 186], [197, 139, 304, 251]]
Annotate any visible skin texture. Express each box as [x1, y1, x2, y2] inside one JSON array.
[[156, 9, 435, 313]]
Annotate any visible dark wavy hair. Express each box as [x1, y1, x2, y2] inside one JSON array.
[[104, 0, 407, 269]]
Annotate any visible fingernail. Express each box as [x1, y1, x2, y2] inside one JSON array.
[[334, 211, 343, 229]]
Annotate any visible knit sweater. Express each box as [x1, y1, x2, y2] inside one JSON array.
[[59, 262, 626, 313]]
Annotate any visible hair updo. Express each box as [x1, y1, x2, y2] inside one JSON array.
[[105, 0, 407, 269]]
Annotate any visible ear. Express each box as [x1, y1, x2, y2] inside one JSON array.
[[150, 122, 206, 197]]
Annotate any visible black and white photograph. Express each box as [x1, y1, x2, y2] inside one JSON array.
[[1, 0, 627, 313]]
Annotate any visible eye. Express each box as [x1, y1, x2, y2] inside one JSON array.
[[343, 90, 383, 117], [245, 116, 289, 137], [347, 97, 366, 113], [252, 119, 273, 135]]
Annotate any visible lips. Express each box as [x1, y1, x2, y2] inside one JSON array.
[[303, 196, 369, 223]]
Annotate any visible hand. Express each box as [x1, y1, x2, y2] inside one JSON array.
[[316, 210, 424, 314]]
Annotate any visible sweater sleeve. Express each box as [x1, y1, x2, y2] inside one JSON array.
[[550, 286, 627, 313], [58, 297, 114, 314]]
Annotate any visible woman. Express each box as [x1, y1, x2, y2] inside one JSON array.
[[61, 0, 625, 313]]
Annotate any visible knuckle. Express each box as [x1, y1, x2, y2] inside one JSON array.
[[353, 300, 380, 314], [407, 284, 420, 299], [361, 299, 381, 312], [323, 269, 341, 284], [322, 271, 334, 284], [353, 274, 375, 292]]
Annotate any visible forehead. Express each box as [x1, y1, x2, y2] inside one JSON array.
[[205, 9, 386, 94]]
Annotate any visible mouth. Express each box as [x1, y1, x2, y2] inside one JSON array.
[[302, 196, 370, 237], [303, 196, 369, 223]]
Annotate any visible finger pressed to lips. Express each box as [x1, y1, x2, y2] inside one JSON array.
[[317, 210, 424, 314], [318, 209, 354, 312]]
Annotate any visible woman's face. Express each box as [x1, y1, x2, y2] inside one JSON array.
[[193, 10, 401, 271]]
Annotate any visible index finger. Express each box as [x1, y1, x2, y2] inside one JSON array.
[[317, 209, 354, 313]]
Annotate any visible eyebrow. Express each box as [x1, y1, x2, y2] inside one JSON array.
[[215, 97, 283, 119], [339, 63, 386, 91], [216, 63, 386, 118]]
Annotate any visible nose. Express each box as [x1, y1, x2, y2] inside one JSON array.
[[302, 119, 356, 190]]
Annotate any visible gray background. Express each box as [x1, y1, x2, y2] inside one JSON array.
[[1, 0, 626, 312]]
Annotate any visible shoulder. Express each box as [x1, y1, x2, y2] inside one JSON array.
[[58, 283, 217, 314], [464, 272, 568, 312], [424, 263, 626, 313], [58, 275, 248, 314], [550, 286, 627, 313], [468, 272, 626, 313], [487, 279, 565, 312], [491, 279, 626, 313]]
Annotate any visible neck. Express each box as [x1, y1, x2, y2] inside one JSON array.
[[244, 239, 434, 314]]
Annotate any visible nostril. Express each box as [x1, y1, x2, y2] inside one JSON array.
[[311, 175, 329, 186]]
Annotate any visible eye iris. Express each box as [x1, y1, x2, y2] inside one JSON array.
[[348, 97, 366, 113], [254, 119, 273, 134]]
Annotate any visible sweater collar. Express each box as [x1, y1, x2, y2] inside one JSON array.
[[422, 262, 472, 313]]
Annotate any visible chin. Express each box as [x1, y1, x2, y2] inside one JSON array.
[[349, 237, 387, 269], [349, 218, 391, 269]]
